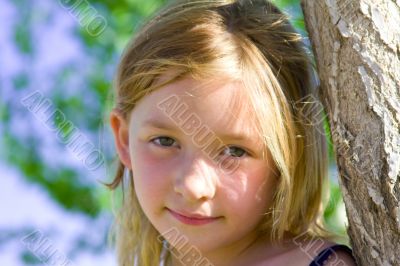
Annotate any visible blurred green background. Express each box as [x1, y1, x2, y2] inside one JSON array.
[[0, 0, 348, 265]]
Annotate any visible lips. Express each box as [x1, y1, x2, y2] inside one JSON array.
[[167, 208, 221, 225]]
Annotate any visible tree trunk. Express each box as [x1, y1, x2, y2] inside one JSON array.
[[301, 0, 400, 265]]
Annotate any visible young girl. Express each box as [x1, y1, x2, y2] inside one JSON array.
[[108, 0, 357, 265]]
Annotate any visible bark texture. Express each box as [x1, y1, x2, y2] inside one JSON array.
[[301, 0, 400, 265]]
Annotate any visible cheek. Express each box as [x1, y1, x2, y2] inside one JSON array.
[[130, 141, 176, 199], [221, 164, 276, 215]]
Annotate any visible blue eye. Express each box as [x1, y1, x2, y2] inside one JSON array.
[[222, 146, 247, 158], [151, 136, 178, 148]]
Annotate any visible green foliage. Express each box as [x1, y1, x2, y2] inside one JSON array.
[[324, 182, 349, 244], [14, 18, 33, 55], [21, 250, 41, 265], [4, 130, 100, 216]]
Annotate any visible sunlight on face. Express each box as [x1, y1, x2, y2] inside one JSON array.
[[127, 74, 278, 256]]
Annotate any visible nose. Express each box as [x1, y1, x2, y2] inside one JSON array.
[[174, 154, 217, 202]]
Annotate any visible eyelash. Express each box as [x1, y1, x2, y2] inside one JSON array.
[[149, 136, 249, 158]]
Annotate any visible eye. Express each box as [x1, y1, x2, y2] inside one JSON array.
[[222, 146, 248, 158], [150, 136, 179, 148]]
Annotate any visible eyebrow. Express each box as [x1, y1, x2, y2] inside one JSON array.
[[142, 119, 175, 130], [142, 119, 253, 142]]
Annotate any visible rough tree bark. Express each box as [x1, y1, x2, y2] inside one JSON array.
[[301, 0, 400, 265]]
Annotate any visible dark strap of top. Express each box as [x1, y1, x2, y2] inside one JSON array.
[[309, 244, 355, 266]]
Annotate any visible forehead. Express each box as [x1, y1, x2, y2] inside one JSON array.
[[134, 76, 259, 134]]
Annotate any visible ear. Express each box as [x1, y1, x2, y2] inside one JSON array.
[[110, 109, 132, 170]]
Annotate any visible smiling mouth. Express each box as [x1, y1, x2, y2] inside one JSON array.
[[167, 208, 222, 225]]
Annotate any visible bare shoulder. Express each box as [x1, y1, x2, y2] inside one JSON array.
[[258, 237, 356, 266], [289, 237, 357, 266], [235, 235, 356, 266], [324, 249, 357, 266]]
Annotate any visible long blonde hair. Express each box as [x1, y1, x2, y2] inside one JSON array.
[[108, 0, 330, 265]]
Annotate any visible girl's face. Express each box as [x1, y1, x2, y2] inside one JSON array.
[[111, 75, 279, 261]]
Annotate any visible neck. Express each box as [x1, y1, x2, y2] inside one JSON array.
[[167, 230, 264, 266]]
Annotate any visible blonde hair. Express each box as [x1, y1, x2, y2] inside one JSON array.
[[108, 0, 330, 265]]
